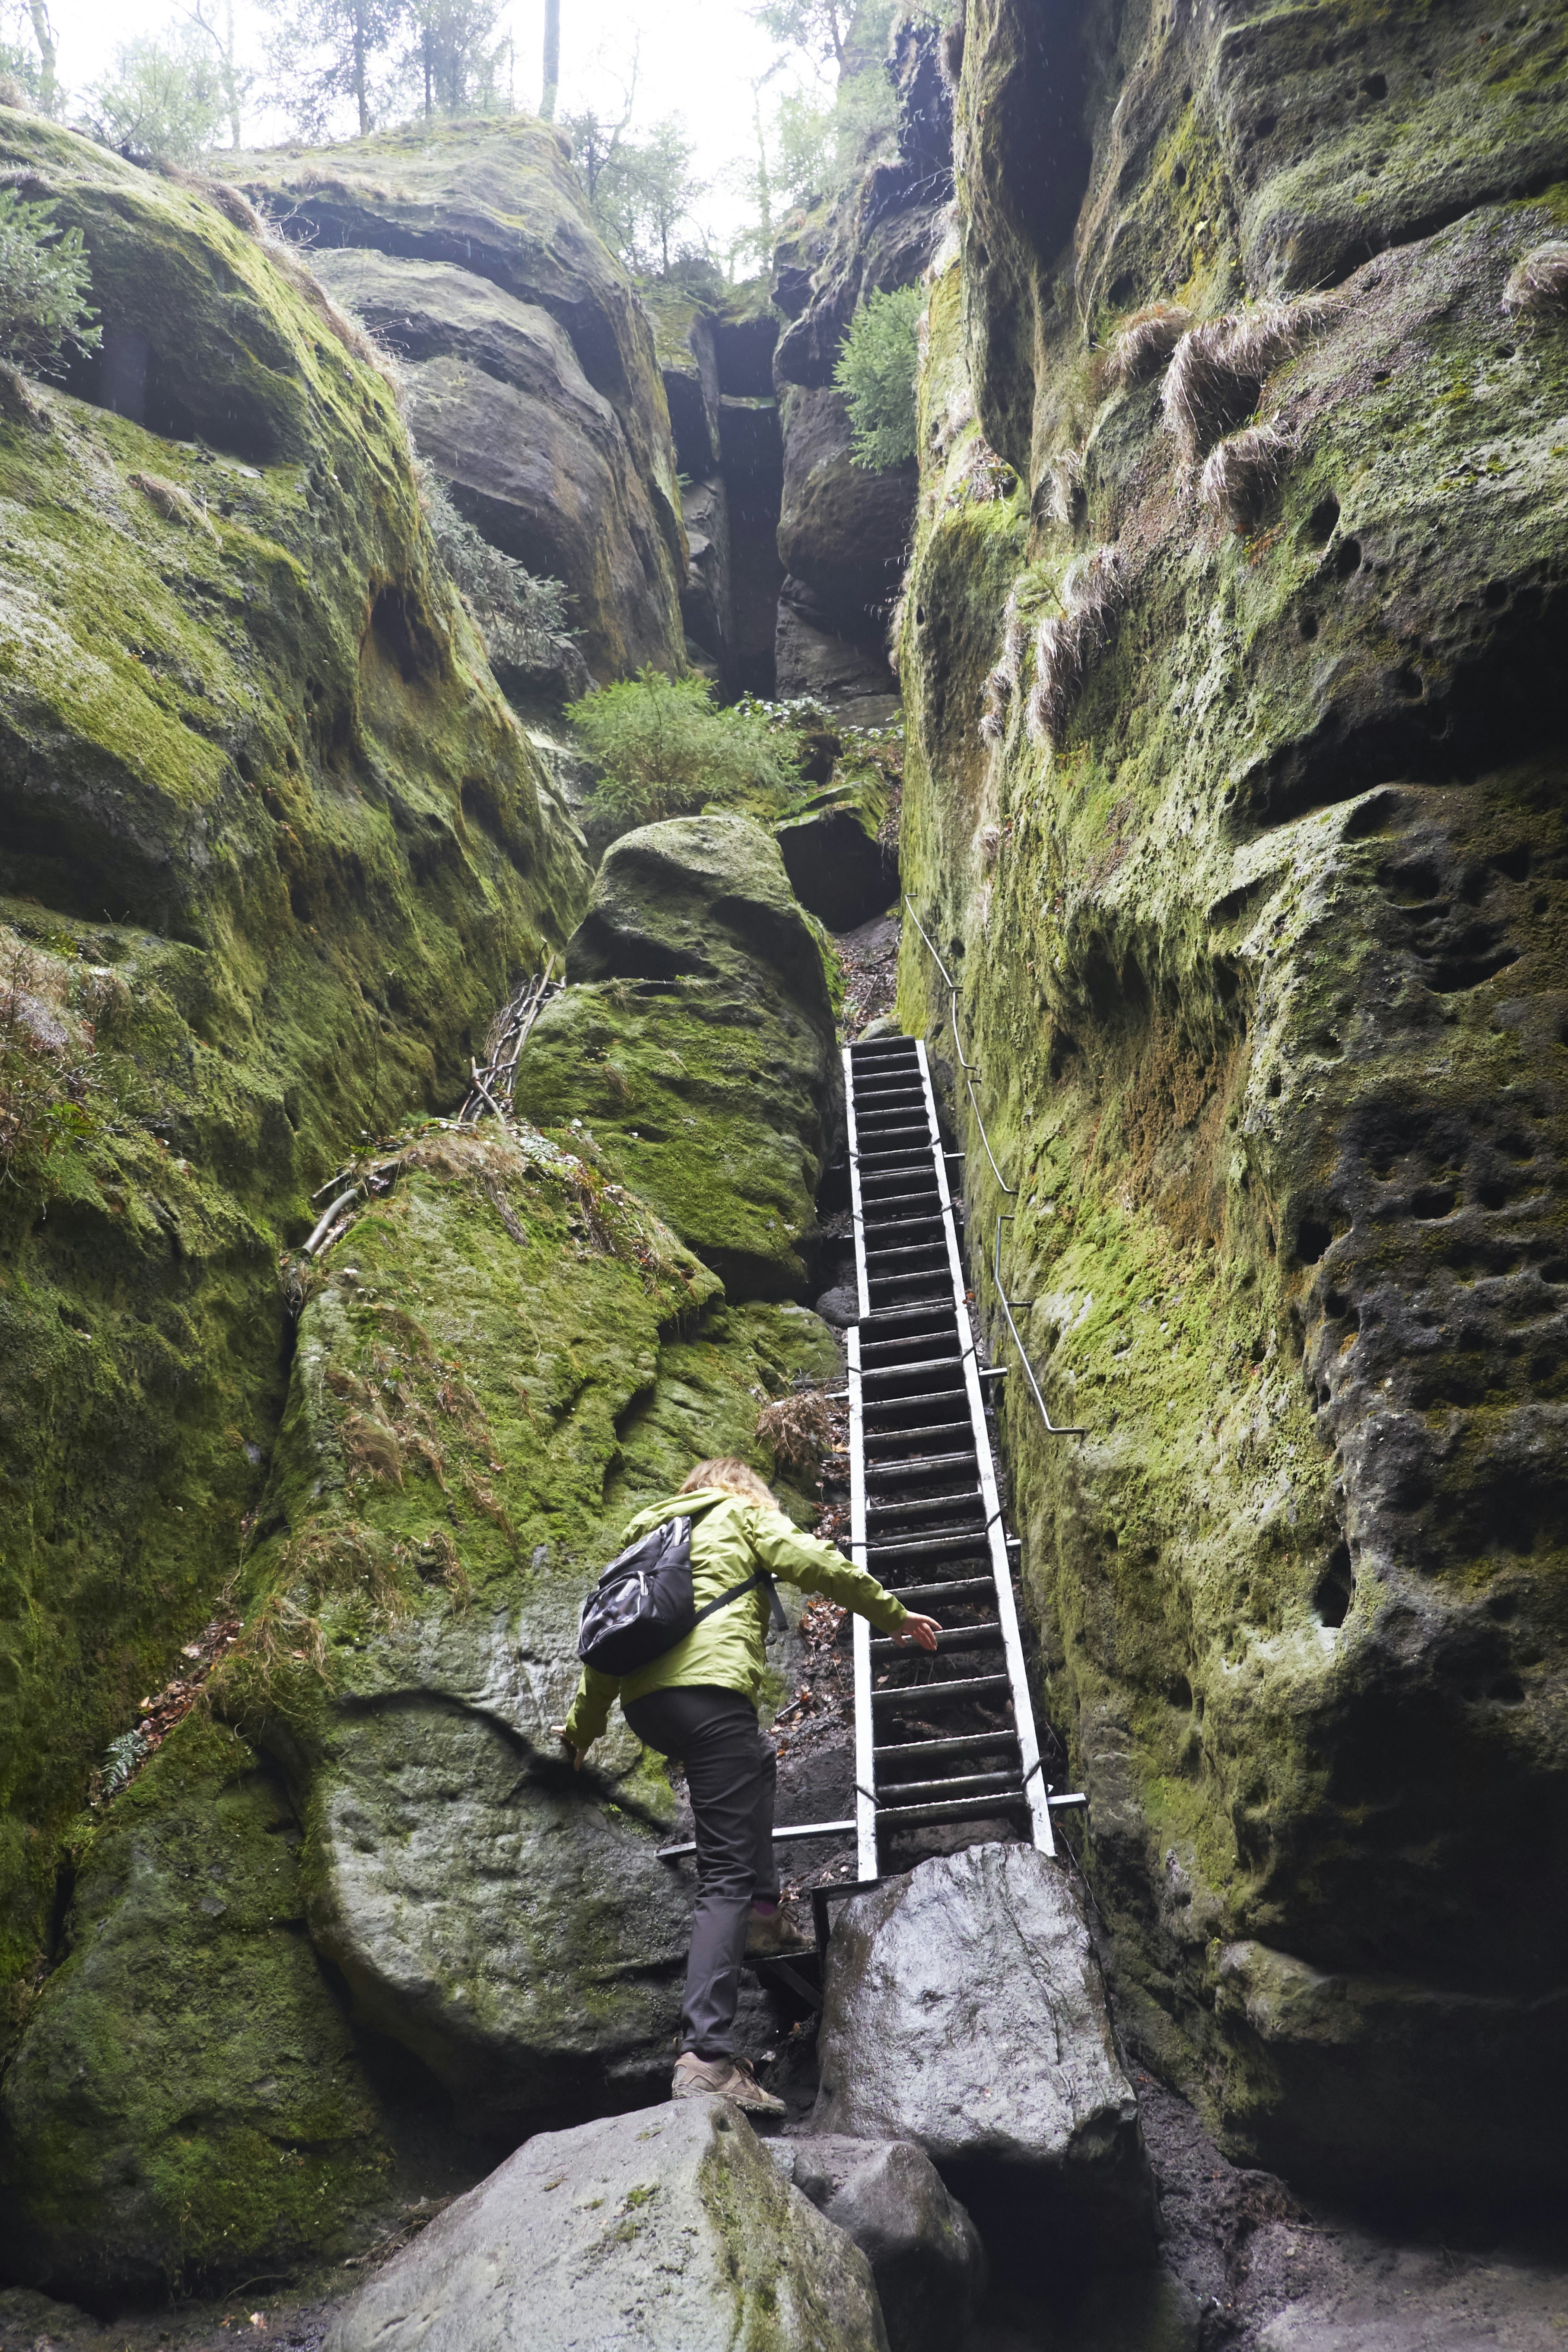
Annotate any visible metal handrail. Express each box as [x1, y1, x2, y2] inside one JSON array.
[[902, 894, 1085, 1443]]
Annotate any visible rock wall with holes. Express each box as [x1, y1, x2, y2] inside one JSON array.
[[897, 0, 1568, 2204]]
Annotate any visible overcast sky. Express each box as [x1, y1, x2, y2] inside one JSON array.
[[36, 0, 821, 252]]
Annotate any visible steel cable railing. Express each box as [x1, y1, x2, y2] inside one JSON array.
[[902, 896, 1087, 1442]]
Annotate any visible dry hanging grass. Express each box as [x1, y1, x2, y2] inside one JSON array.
[[1198, 424, 1290, 533], [1103, 301, 1193, 390], [1027, 546, 1130, 748], [756, 1389, 833, 1472], [1045, 447, 1085, 525], [1503, 243, 1568, 321], [978, 583, 1034, 744], [1162, 297, 1340, 463]]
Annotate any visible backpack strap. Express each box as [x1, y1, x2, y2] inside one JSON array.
[[690, 1567, 789, 1634]]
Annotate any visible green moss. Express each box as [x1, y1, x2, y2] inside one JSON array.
[[0, 1712, 396, 2293], [0, 117, 590, 2049]]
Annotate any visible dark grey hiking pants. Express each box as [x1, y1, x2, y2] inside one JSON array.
[[622, 1684, 779, 2059]]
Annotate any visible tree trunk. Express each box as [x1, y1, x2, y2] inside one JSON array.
[[354, 0, 369, 135], [540, 0, 559, 120], [24, 0, 55, 116]]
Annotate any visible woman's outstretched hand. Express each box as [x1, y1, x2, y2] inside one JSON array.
[[550, 1724, 587, 1769], [892, 1614, 941, 1651]]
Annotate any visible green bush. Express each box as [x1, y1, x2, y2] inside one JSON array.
[[834, 283, 921, 471], [82, 31, 227, 165], [420, 471, 577, 676], [0, 186, 100, 377], [566, 668, 806, 830]]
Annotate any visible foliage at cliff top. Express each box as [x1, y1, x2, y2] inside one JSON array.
[[566, 668, 807, 829], [835, 283, 921, 470], [0, 183, 98, 373]]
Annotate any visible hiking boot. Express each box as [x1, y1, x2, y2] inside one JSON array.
[[671, 2051, 786, 2116], [745, 1907, 812, 1960]]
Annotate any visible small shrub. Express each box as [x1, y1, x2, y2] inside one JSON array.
[[566, 667, 805, 829], [1199, 424, 1290, 533], [420, 470, 581, 688], [835, 284, 922, 472], [1503, 243, 1568, 321], [756, 1389, 832, 1471], [81, 31, 226, 165], [0, 186, 100, 378]]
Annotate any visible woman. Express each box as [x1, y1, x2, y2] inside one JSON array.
[[554, 1455, 939, 2115]]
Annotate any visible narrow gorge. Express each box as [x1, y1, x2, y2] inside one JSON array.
[[0, 4, 1566, 2347]]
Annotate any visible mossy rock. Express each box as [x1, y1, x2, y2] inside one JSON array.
[[0, 1715, 396, 2297], [902, 0, 1568, 2200], [515, 816, 844, 1295], [777, 770, 898, 932], [220, 1127, 835, 2132], [0, 115, 588, 2063], [215, 119, 688, 670]]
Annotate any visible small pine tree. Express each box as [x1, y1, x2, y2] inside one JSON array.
[[0, 185, 100, 377], [834, 283, 921, 470]]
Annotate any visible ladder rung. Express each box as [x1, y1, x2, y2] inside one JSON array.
[[867, 1529, 993, 1561], [882, 1576, 996, 1608], [858, 1303, 957, 1331], [875, 1769, 1023, 1806], [872, 1623, 1003, 1659], [875, 1729, 1020, 1764], [862, 1392, 968, 1420], [865, 1451, 977, 1481], [865, 1242, 949, 1264], [867, 1493, 983, 1525], [869, 1672, 1011, 1710], [861, 1358, 964, 1385], [876, 1791, 1030, 1830], [864, 1422, 972, 1451]]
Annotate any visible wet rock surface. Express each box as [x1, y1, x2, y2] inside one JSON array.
[[814, 1844, 1154, 2267], [767, 2134, 985, 2352], [323, 2098, 889, 2352]]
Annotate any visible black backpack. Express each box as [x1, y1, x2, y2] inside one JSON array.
[[576, 1506, 784, 1676]]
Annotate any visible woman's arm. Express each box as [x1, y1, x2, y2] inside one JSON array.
[[555, 1662, 618, 1761], [744, 1505, 929, 1636]]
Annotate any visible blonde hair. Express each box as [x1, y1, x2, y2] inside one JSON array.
[[680, 1456, 777, 1508]]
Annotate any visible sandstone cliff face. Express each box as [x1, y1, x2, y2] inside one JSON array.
[[221, 124, 688, 685], [898, 0, 1568, 2201], [0, 108, 587, 2104]]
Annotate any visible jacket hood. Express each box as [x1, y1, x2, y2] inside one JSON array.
[[620, 1487, 735, 1542]]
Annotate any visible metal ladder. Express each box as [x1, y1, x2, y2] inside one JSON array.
[[844, 1032, 1071, 1879]]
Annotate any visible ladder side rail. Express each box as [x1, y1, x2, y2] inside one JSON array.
[[844, 1043, 872, 1324], [912, 1043, 1054, 1859], [847, 1321, 879, 1880]]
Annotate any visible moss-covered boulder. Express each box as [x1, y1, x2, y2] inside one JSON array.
[[514, 816, 843, 1295], [0, 110, 589, 2078], [1, 1119, 839, 2291], [899, 0, 1568, 2202], [0, 1718, 397, 2297], [218, 122, 687, 685], [777, 771, 898, 933]]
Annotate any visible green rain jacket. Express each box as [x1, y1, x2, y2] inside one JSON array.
[[560, 1487, 910, 1749]]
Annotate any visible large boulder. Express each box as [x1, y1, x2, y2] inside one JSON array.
[[776, 385, 916, 631], [308, 247, 680, 682], [0, 1118, 840, 2288], [218, 120, 687, 682], [0, 109, 587, 2177], [904, 0, 1568, 2202], [766, 2135, 985, 2352], [515, 816, 843, 1295], [814, 1846, 1154, 2267], [777, 774, 898, 932], [323, 2098, 891, 2352]]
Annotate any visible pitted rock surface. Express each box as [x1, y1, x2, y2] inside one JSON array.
[[323, 2098, 890, 2352]]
